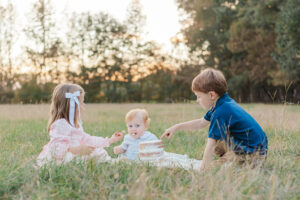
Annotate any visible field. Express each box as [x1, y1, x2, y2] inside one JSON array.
[[0, 103, 299, 199]]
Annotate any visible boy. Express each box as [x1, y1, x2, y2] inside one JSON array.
[[114, 108, 158, 160], [160, 68, 268, 170]]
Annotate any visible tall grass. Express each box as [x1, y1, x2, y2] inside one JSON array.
[[0, 104, 299, 199]]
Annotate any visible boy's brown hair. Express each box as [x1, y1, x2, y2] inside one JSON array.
[[192, 68, 227, 96]]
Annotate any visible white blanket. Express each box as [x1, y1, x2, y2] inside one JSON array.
[[139, 151, 202, 171]]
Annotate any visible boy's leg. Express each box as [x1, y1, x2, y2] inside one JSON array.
[[214, 140, 228, 157], [214, 141, 267, 167], [214, 141, 236, 164], [229, 151, 267, 168], [244, 152, 267, 168]]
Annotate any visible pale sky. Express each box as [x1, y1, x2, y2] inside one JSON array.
[[6, 0, 182, 49], [0, 0, 190, 73], [64, 0, 182, 47]]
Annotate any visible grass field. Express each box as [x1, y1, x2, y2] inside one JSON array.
[[0, 103, 299, 199]]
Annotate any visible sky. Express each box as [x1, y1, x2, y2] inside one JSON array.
[[0, 0, 189, 73], [65, 0, 182, 47], [6, 0, 182, 50]]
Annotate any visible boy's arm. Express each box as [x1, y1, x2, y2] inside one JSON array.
[[200, 138, 217, 171], [176, 117, 210, 131], [161, 117, 210, 139]]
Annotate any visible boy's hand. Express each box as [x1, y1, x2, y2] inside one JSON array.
[[113, 146, 125, 155], [109, 131, 124, 144], [160, 125, 178, 139]]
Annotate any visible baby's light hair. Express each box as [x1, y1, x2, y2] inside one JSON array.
[[48, 83, 85, 132], [125, 108, 151, 127]]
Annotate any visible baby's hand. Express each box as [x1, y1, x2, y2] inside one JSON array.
[[109, 131, 124, 144], [114, 146, 126, 155]]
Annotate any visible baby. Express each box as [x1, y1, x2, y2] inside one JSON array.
[[113, 108, 158, 160]]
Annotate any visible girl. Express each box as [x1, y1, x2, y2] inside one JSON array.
[[37, 83, 123, 167]]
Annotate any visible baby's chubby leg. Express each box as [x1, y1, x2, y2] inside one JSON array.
[[89, 147, 112, 162]]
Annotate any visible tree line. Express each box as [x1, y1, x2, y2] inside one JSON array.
[[176, 0, 300, 103], [0, 0, 299, 104]]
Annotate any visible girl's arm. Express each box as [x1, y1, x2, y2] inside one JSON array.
[[200, 138, 217, 171], [81, 131, 123, 148], [69, 132, 124, 156], [109, 132, 124, 145], [161, 117, 210, 139]]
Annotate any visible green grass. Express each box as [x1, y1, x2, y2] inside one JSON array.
[[0, 104, 299, 199]]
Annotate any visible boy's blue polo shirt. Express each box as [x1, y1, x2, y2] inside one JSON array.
[[204, 93, 268, 155]]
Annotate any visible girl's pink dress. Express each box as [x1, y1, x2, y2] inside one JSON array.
[[37, 119, 111, 167]]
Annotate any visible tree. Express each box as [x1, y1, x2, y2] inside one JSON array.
[[24, 0, 61, 82], [122, 0, 152, 98], [176, 0, 237, 74], [274, 0, 300, 81], [0, 2, 17, 102], [65, 12, 128, 102], [176, 0, 299, 102], [226, 0, 281, 101]]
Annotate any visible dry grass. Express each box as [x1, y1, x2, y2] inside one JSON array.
[[0, 103, 299, 199], [1, 103, 300, 131]]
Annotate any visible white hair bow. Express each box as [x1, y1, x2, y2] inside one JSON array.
[[65, 91, 81, 126]]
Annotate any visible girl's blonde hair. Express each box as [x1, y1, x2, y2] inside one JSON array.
[[48, 83, 85, 133], [125, 108, 151, 127]]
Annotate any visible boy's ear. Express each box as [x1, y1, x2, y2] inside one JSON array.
[[209, 91, 218, 100]]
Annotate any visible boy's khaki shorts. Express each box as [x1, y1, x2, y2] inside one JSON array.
[[214, 141, 267, 168]]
